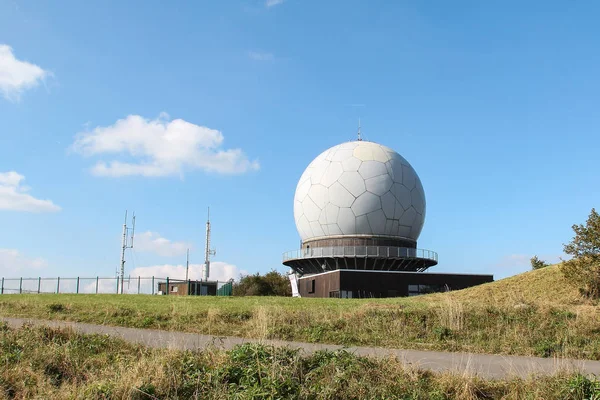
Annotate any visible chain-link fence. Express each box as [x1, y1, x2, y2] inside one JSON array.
[[0, 277, 233, 296]]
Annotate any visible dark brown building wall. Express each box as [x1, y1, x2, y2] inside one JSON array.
[[298, 270, 493, 298], [158, 282, 189, 296], [299, 271, 341, 298]]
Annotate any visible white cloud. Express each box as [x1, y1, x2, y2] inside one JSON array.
[[0, 248, 47, 277], [0, 44, 48, 101], [494, 253, 564, 279], [497, 254, 531, 268], [135, 231, 192, 257], [0, 171, 61, 212], [265, 0, 285, 7], [130, 262, 247, 282], [248, 51, 275, 61], [70, 113, 260, 177]]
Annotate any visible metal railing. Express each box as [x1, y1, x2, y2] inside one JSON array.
[[0, 276, 232, 295], [283, 246, 438, 263]]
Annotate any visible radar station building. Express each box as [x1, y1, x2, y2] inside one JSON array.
[[157, 280, 233, 296], [283, 136, 492, 298]]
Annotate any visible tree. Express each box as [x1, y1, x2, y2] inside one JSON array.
[[262, 270, 292, 296], [561, 208, 600, 298], [530, 256, 549, 270], [232, 270, 292, 297]]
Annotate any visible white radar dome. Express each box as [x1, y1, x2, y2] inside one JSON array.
[[293, 141, 426, 242]]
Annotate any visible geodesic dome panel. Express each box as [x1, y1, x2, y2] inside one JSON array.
[[293, 141, 426, 242]]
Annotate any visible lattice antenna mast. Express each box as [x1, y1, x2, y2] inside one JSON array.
[[204, 207, 216, 281], [357, 118, 362, 141], [119, 211, 135, 294]]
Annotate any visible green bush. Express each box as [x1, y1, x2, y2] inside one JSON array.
[[233, 270, 292, 296]]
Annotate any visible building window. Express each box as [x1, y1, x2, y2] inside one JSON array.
[[171, 286, 178, 293], [408, 284, 443, 296], [308, 279, 315, 293]]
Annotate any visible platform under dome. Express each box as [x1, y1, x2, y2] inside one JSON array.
[[284, 140, 437, 275]]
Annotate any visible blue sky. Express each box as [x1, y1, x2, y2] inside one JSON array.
[[1, 0, 599, 281]]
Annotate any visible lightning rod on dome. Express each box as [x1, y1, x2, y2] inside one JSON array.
[[357, 118, 362, 141]]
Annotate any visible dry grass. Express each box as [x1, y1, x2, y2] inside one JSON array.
[[1, 266, 600, 360], [436, 293, 465, 332], [1, 323, 599, 400]]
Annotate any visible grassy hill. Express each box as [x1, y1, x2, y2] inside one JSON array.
[[433, 265, 586, 307], [1, 265, 599, 360]]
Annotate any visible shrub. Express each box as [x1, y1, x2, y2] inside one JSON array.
[[233, 270, 292, 296], [561, 208, 600, 299], [531, 256, 550, 270]]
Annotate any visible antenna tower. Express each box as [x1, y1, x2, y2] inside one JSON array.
[[204, 207, 216, 281], [119, 211, 135, 294], [185, 248, 190, 281], [357, 118, 362, 141]]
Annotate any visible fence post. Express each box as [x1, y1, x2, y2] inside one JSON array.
[[76, 277, 80, 294], [138, 276, 141, 294], [116, 277, 119, 294], [152, 276, 154, 295], [96, 277, 99, 294], [1, 277, 3, 294], [57, 277, 60, 294], [38, 277, 41, 294], [19, 277, 22, 294], [166, 277, 169, 295]]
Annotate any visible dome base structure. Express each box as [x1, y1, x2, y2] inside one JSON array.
[[283, 244, 438, 275]]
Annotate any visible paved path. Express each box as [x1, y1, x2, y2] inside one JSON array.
[[2, 317, 599, 379]]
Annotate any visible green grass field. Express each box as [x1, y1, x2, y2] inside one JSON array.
[[1, 266, 599, 360], [1, 323, 598, 400]]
